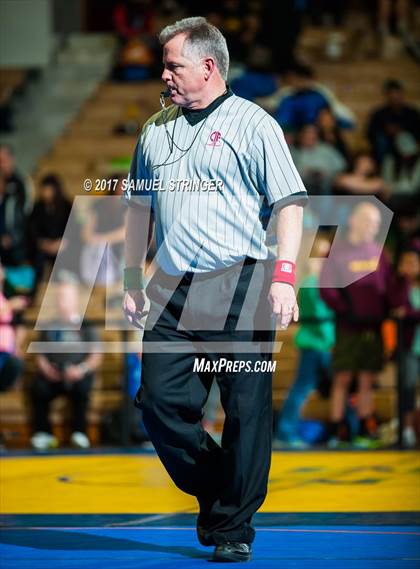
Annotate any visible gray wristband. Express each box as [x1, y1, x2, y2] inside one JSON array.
[[123, 267, 144, 291]]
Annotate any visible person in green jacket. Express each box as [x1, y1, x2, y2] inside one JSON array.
[[275, 237, 335, 448]]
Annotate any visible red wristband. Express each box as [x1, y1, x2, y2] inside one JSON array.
[[272, 260, 296, 286]]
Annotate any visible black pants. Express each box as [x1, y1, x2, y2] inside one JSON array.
[[136, 259, 274, 544], [30, 373, 93, 434]]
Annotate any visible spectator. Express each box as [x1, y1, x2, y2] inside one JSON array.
[[308, 0, 349, 27], [393, 248, 420, 448], [275, 236, 335, 449], [334, 152, 388, 198], [207, 0, 250, 61], [367, 79, 420, 164], [377, 0, 420, 61], [259, 0, 304, 73], [29, 282, 102, 450], [382, 131, 420, 213], [316, 108, 351, 165], [0, 144, 33, 215], [113, 0, 155, 42], [388, 210, 420, 264], [0, 263, 26, 392], [320, 202, 405, 448], [30, 174, 72, 284], [80, 176, 126, 287], [230, 46, 277, 102], [112, 0, 158, 81], [51, 201, 83, 285], [0, 172, 30, 268], [333, 152, 388, 226], [293, 124, 347, 195], [273, 64, 356, 131]]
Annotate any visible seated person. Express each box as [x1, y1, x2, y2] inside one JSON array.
[[0, 171, 30, 268], [0, 263, 26, 392], [30, 174, 72, 283], [230, 46, 278, 102], [367, 79, 420, 165], [382, 131, 420, 214], [332, 152, 389, 226], [292, 124, 347, 195], [0, 144, 33, 215], [316, 108, 351, 166], [29, 281, 102, 450], [334, 152, 388, 199], [273, 64, 356, 131]]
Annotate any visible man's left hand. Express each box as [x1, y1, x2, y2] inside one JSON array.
[[268, 282, 299, 330], [64, 365, 85, 382]]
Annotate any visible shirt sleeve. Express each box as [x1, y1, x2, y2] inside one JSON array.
[[122, 130, 154, 211], [252, 115, 308, 209]]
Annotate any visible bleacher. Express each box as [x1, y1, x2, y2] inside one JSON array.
[[0, 68, 27, 106], [2, 45, 417, 447]]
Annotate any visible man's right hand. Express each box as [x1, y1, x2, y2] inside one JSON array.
[[123, 289, 148, 328], [39, 357, 61, 381]]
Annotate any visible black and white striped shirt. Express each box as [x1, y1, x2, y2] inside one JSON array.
[[125, 88, 307, 275]]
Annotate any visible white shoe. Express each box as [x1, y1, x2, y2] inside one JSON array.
[[70, 431, 90, 449], [403, 427, 417, 448], [31, 432, 58, 451]]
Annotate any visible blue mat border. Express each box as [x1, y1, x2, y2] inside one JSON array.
[[1, 512, 419, 528]]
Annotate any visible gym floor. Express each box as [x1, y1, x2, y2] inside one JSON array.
[[1, 449, 419, 568]]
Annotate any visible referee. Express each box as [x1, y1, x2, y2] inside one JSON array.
[[123, 17, 307, 563]]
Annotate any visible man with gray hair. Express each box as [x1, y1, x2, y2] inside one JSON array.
[[123, 16, 307, 562]]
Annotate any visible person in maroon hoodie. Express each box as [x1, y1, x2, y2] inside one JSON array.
[[320, 202, 405, 448]]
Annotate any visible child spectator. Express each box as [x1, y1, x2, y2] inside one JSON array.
[[275, 237, 335, 448], [320, 202, 406, 448], [29, 282, 102, 450]]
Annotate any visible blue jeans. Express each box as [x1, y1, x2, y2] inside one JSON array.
[[276, 349, 331, 441]]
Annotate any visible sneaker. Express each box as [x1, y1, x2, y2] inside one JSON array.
[[31, 432, 59, 451], [327, 437, 349, 450], [352, 435, 381, 449], [402, 427, 417, 449], [70, 431, 90, 449], [273, 438, 309, 450], [212, 542, 252, 563]]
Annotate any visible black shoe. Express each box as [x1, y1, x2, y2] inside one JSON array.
[[197, 525, 215, 546], [212, 542, 252, 562]]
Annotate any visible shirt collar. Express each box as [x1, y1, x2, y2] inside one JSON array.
[[182, 85, 233, 126]]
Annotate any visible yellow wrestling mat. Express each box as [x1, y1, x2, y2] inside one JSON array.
[[1, 451, 419, 514]]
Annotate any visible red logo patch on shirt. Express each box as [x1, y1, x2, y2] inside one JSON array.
[[207, 131, 222, 146]]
